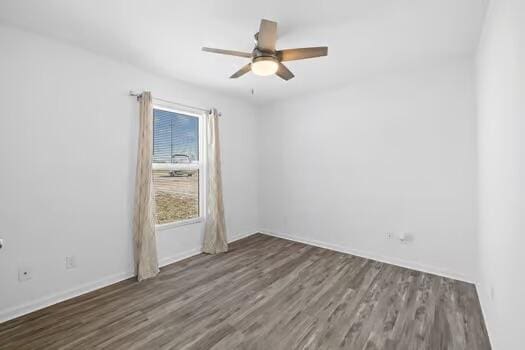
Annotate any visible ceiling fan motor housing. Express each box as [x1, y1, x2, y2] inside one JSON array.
[[252, 47, 276, 59]]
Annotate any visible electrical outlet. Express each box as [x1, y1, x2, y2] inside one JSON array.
[[385, 232, 393, 239], [490, 286, 495, 301], [65, 256, 76, 270], [18, 267, 32, 282]]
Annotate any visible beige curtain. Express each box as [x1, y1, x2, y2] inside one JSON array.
[[203, 109, 228, 254], [133, 91, 159, 281]]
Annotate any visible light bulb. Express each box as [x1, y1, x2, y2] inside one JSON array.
[[251, 57, 279, 76]]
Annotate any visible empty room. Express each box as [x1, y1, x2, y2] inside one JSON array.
[[0, 0, 523, 349]]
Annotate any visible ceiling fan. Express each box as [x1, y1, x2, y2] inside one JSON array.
[[202, 19, 328, 81]]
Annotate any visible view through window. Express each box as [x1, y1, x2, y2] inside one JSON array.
[[152, 108, 200, 225]]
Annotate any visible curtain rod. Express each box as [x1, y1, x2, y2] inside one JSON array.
[[129, 90, 221, 116]]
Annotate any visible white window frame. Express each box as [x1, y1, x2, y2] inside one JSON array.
[[152, 104, 206, 231]]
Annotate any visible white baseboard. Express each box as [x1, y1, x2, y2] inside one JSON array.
[[0, 231, 258, 324], [159, 247, 202, 268], [158, 231, 256, 267], [0, 270, 135, 324], [475, 283, 495, 348], [229, 231, 258, 243], [261, 230, 475, 284]]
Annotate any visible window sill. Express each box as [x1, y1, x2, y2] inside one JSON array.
[[155, 217, 204, 231]]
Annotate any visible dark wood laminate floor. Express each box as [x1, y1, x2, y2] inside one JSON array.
[[0, 234, 490, 350]]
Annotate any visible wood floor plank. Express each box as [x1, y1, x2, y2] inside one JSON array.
[[0, 233, 491, 350]]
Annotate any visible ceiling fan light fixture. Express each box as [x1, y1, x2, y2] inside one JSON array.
[[251, 57, 279, 76]]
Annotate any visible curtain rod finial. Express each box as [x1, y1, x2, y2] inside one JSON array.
[[129, 90, 142, 101], [209, 108, 222, 117]]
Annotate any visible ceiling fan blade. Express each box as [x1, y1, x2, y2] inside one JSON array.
[[257, 19, 277, 52], [202, 47, 252, 58], [230, 63, 252, 78], [275, 63, 294, 81], [277, 47, 328, 61]]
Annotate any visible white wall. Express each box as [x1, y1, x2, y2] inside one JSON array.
[[0, 25, 259, 321], [0, 16, 502, 337], [476, 0, 525, 348], [258, 58, 478, 281]]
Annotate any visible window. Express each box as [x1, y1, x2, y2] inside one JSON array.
[[152, 106, 203, 226]]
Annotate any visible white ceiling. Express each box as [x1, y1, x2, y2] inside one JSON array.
[[0, 0, 488, 103]]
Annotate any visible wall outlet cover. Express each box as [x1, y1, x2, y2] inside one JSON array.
[[65, 256, 76, 270]]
